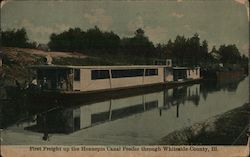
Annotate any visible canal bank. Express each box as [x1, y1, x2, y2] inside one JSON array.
[[159, 103, 250, 145]]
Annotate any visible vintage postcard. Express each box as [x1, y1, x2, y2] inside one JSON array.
[[0, 0, 249, 157]]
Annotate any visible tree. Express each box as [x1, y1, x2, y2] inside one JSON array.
[[188, 33, 200, 65], [1, 28, 36, 48], [48, 26, 121, 53], [165, 40, 174, 59], [173, 35, 187, 65], [200, 40, 208, 63], [121, 28, 155, 57], [241, 54, 249, 73], [218, 44, 241, 64], [134, 28, 145, 38]]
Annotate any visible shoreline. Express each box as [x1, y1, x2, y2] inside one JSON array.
[[158, 103, 250, 145]]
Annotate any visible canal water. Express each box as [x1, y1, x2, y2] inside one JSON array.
[[2, 76, 249, 145]]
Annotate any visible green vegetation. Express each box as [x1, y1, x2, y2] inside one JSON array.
[[48, 27, 155, 59], [47, 27, 248, 68], [0, 27, 248, 69], [0, 49, 44, 89], [1, 27, 248, 68], [1, 28, 37, 48], [159, 103, 250, 145], [53, 54, 154, 66]]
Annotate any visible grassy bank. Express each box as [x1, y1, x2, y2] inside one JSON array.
[[159, 103, 250, 145], [0, 47, 156, 99], [0, 47, 157, 83]]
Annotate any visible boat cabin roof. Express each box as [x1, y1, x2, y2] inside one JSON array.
[[173, 67, 188, 70], [173, 66, 200, 70], [29, 64, 168, 70]]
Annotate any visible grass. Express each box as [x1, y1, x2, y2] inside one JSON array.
[[53, 53, 157, 66], [159, 103, 250, 145]]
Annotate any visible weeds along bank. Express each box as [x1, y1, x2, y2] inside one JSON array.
[[0, 47, 154, 99], [159, 103, 250, 145]]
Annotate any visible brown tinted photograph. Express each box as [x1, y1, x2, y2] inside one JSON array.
[[0, 0, 249, 156]]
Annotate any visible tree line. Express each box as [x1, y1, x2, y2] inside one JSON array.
[[1, 27, 248, 68], [48, 26, 155, 58], [1, 28, 37, 48], [161, 34, 247, 67]]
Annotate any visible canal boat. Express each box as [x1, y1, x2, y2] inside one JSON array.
[[28, 64, 201, 95], [24, 58, 203, 104]]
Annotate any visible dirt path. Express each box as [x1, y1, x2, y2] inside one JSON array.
[[2, 47, 87, 58]]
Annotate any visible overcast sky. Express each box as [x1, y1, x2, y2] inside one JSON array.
[[1, 0, 249, 55]]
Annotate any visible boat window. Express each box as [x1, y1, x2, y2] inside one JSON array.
[[111, 69, 144, 78], [91, 70, 110, 80], [74, 69, 80, 81], [196, 69, 198, 75], [145, 69, 158, 76]]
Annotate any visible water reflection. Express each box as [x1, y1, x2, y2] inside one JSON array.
[[24, 77, 244, 135], [199, 77, 244, 100], [26, 92, 163, 134], [2, 76, 248, 144]]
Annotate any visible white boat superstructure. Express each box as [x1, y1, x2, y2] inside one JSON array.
[[29, 64, 201, 93]]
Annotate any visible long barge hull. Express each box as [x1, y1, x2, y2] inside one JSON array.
[[27, 78, 203, 106]]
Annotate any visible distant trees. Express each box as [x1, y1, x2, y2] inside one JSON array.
[[48, 27, 156, 58], [217, 44, 241, 64], [162, 33, 209, 66], [49, 28, 84, 52], [48, 27, 248, 67], [208, 44, 244, 64], [48, 26, 121, 52], [1, 28, 37, 48], [157, 34, 248, 68], [120, 28, 155, 57], [209, 44, 248, 72], [3, 26, 244, 67]]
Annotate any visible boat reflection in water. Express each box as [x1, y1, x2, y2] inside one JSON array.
[[27, 84, 201, 134], [3, 76, 247, 145]]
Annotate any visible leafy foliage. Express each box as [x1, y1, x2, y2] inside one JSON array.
[[2, 26, 247, 68], [218, 44, 241, 64], [1, 28, 37, 48], [163, 33, 210, 66], [48, 26, 121, 52], [48, 27, 156, 58]]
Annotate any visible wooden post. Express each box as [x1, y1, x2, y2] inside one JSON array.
[[143, 94, 145, 111], [109, 99, 112, 121], [176, 103, 179, 118], [142, 68, 145, 85], [109, 69, 112, 89]]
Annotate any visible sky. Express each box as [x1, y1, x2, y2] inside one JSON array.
[[1, 0, 249, 56]]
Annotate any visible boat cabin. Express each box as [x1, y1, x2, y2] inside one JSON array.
[[154, 59, 172, 67], [29, 65, 168, 92], [29, 64, 200, 93], [186, 67, 200, 80], [173, 67, 187, 81], [173, 67, 200, 81]]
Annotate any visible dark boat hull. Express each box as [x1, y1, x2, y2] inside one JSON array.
[[27, 78, 203, 106]]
